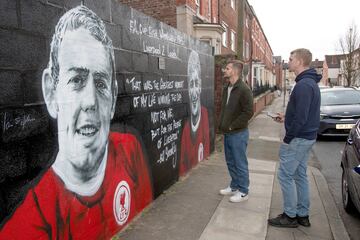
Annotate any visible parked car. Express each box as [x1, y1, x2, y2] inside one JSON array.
[[318, 84, 330, 90], [341, 120, 360, 213], [318, 88, 360, 136]]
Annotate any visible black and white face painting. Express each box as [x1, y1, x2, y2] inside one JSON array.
[[42, 6, 117, 193], [187, 50, 202, 132], [55, 28, 114, 174]]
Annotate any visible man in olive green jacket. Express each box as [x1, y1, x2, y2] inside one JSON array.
[[218, 60, 254, 203]]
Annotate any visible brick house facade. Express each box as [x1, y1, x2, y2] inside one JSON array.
[[118, 0, 224, 54], [219, 0, 238, 54]]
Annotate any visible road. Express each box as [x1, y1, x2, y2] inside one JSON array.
[[313, 137, 360, 240]]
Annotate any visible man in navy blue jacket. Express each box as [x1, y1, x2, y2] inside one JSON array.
[[268, 48, 321, 228]]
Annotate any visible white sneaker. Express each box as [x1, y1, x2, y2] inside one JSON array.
[[229, 192, 248, 203], [219, 187, 238, 196]]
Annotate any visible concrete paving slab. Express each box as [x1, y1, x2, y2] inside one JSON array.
[[248, 139, 282, 161], [257, 136, 282, 142], [266, 227, 333, 240], [266, 227, 295, 240], [200, 226, 263, 240], [206, 206, 268, 237], [249, 173, 274, 199], [199, 160, 275, 240], [248, 158, 277, 174], [221, 195, 272, 214]]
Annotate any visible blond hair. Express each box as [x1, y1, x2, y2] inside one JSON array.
[[290, 48, 312, 67]]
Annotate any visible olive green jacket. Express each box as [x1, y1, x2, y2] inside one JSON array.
[[218, 78, 254, 134]]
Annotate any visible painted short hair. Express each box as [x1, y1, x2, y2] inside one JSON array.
[[290, 48, 312, 67], [48, 5, 116, 89], [187, 50, 201, 84]]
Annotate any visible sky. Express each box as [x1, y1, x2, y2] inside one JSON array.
[[248, 0, 360, 61]]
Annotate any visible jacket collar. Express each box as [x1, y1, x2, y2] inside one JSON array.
[[227, 78, 242, 89]]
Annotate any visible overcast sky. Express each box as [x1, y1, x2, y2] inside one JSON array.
[[248, 0, 360, 61]]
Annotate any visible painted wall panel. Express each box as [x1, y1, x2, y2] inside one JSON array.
[[0, 1, 214, 239]]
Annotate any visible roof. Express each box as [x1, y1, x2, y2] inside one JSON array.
[[310, 60, 323, 68], [273, 56, 282, 64], [325, 54, 345, 68]]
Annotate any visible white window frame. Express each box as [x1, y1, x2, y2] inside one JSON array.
[[230, 30, 236, 51], [196, 0, 200, 15], [230, 0, 235, 9], [222, 22, 228, 47], [208, 0, 211, 17], [243, 40, 246, 58], [253, 67, 258, 82], [245, 41, 249, 59]]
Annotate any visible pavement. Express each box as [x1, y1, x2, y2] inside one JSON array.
[[115, 94, 350, 240]]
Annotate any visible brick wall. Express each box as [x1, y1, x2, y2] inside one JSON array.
[[219, 0, 237, 55], [0, 0, 214, 238], [118, 0, 177, 28]]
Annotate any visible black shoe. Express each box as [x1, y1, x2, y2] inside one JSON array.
[[296, 215, 311, 227], [268, 213, 298, 228]]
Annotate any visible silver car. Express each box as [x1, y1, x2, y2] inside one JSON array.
[[318, 88, 360, 136]]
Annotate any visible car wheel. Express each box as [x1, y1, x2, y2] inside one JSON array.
[[342, 168, 356, 213]]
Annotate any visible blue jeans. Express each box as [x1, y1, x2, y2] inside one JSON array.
[[224, 129, 249, 194], [278, 138, 316, 218]]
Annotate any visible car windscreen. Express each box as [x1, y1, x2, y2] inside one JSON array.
[[321, 90, 360, 106]]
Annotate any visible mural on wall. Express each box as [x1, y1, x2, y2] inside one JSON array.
[[179, 51, 210, 175], [0, 6, 153, 239], [0, 1, 214, 239]]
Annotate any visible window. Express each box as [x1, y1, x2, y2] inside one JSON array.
[[231, 0, 235, 9], [243, 40, 246, 58], [208, 0, 211, 17], [222, 22, 228, 47], [245, 16, 248, 28], [245, 41, 250, 59], [231, 30, 235, 51], [253, 67, 258, 83], [196, 0, 200, 15]]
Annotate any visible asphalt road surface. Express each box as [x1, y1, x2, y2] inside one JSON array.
[[314, 136, 360, 240]]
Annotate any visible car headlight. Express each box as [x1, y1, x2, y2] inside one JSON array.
[[320, 113, 329, 120]]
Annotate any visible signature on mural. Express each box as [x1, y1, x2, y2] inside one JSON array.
[[3, 112, 36, 132], [0, 5, 152, 239]]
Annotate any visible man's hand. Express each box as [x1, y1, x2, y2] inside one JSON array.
[[273, 112, 285, 123]]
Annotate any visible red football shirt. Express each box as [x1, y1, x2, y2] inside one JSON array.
[[0, 132, 153, 240], [179, 106, 210, 176]]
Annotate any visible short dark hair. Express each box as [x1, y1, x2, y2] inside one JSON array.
[[227, 60, 243, 74], [48, 5, 115, 89]]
